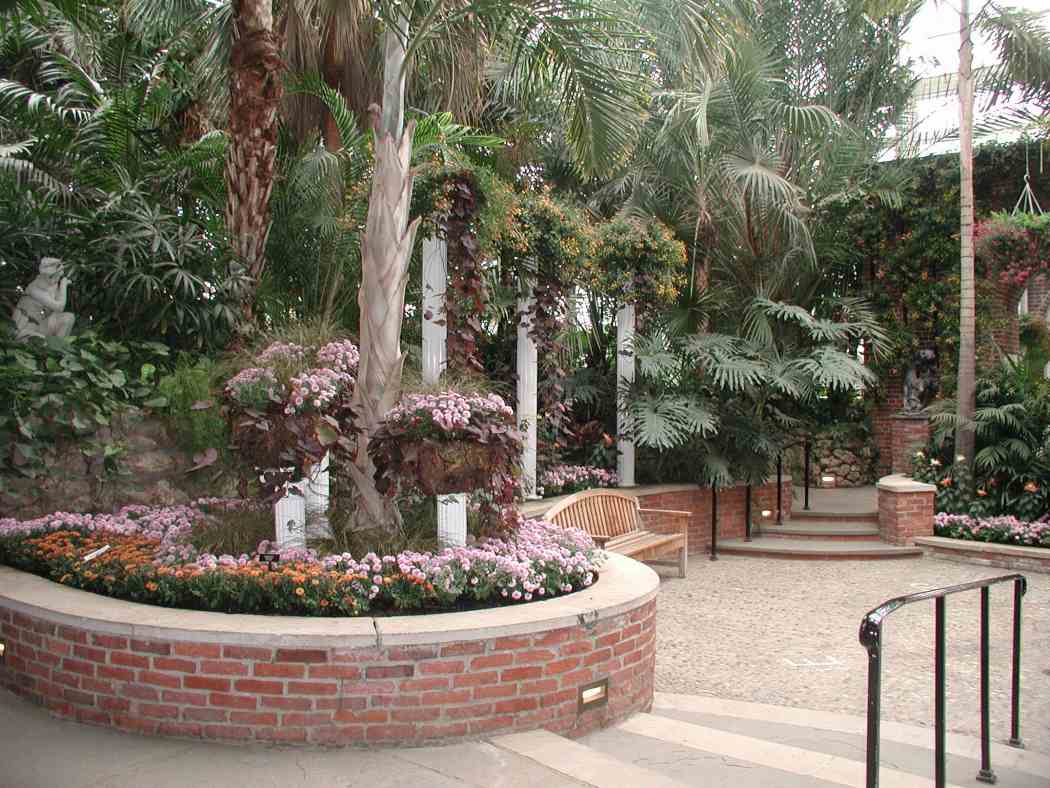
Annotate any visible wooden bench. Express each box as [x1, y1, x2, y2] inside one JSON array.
[[544, 489, 689, 577]]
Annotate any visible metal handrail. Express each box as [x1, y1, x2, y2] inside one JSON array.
[[859, 574, 1027, 788]]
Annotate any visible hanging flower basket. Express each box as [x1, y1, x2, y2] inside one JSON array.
[[387, 440, 505, 495], [223, 340, 359, 492], [371, 391, 523, 496]]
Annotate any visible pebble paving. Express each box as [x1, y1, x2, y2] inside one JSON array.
[[654, 555, 1050, 754]]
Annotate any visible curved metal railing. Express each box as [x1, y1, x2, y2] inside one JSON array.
[[859, 574, 1027, 788]]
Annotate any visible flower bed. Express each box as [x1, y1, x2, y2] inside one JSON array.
[[0, 503, 601, 617], [538, 464, 618, 497], [933, 512, 1050, 548]]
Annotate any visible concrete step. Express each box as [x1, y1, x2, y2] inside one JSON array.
[[717, 537, 922, 560], [491, 729, 690, 788], [651, 694, 1050, 782], [610, 712, 968, 787], [792, 509, 879, 524], [758, 520, 882, 540]]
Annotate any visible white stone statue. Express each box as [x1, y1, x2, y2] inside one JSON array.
[[13, 257, 75, 340]]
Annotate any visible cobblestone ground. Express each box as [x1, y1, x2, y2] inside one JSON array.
[[655, 556, 1050, 753]]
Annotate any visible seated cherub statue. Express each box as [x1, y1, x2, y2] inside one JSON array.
[[13, 257, 75, 340]]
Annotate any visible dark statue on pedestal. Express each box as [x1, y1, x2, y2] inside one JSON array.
[[902, 349, 937, 414]]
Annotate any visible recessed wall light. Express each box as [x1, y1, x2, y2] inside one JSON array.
[[578, 678, 608, 712]]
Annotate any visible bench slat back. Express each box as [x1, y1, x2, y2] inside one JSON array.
[[544, 489, 640, 539]]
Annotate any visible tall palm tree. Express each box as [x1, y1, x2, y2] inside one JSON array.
[[955, 0, 977, 465], [225, 0, 283, 311], [346, 0, 736, 532]]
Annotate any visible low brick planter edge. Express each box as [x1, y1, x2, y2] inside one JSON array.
[[915, 536, 1050, 574], [0, 553, 658, 745]]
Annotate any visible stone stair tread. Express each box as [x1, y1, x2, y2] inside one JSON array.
[[615, 712, 970, 788], [793, 509, 879, 520], [490, 728, 691, 788], [650, 694, 1050, 781], [761, 521, 881, 535], [719, 537, 922, 558]]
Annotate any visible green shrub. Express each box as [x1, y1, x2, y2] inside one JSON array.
[[0, 332, 168, 479], [157, 357, 228, 454], [921, 358, 1050, 520]]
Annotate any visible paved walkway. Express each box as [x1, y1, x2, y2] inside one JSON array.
[[654, 555, 1050, 751], [793, 484, 878, 513]]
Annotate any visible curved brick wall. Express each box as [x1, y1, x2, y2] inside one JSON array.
[[0, 554, 657, 746]]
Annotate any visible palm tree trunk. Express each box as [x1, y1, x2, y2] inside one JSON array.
[[321, 19, 342, 152], [349, 16, 419, 532], [955, 0, 976, 466], [225, 0, 283, 313]]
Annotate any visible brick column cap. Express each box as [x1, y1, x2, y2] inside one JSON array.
[[876, 473, 936, 493]]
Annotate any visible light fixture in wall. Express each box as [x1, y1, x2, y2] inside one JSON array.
[[0, 640, 6, 663], [821, 475, 835, 487], [578, 678, 609, 712], [760, 510, 772, 518]]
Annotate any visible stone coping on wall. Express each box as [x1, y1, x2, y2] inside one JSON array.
[[0, 553, 657, 648], [520, 478, 793, 520], [915, 536, 1050, 574], [876, 474, 936, 493]]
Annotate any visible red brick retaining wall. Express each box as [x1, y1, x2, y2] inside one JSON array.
[[634, 479, 792, 554], [0, 555, 656, 746]]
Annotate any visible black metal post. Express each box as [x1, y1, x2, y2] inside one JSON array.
[[710, 486, 718, 560], [935, 596, 946, 788], [776, 454, 783, 525], [1009, 578, 1024, 748], [861, 622, 883, 788], [744, 484, 753, 542], [803, 440, 811, 510], [977, 587, 996, 783]]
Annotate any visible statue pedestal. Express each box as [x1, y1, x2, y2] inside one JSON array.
[[889, 414, 930, 475]]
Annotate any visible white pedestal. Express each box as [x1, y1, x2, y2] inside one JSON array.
[[437, 493, 468, 547], [616, 304, 636, 487], [517, 292, 539, 498], [274, 482, 306, 549]]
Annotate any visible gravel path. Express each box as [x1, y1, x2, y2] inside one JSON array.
[[654, 556, 1050, 753]]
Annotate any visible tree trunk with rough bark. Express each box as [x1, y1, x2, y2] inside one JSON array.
[[349, 18, 418, 533], [955, 0, 976, 466], [225, 0, 283, 311]]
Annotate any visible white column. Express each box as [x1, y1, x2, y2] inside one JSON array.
[[437, 493, 468, 547], [617, 303, 636, 487], [274, 481, 306, 549], [422, 236, 447, 385], [517, 291, 539, 498], [423, 236, 466, 546]]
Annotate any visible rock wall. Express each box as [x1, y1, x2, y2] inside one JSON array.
[[809, 430, 877, 488], [0, 413, 199, 518]]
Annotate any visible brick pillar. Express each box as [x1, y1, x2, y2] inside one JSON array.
[[877, 474, 935, 545], [889, 414, 930, 475], [872, 372, 903, 477]]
